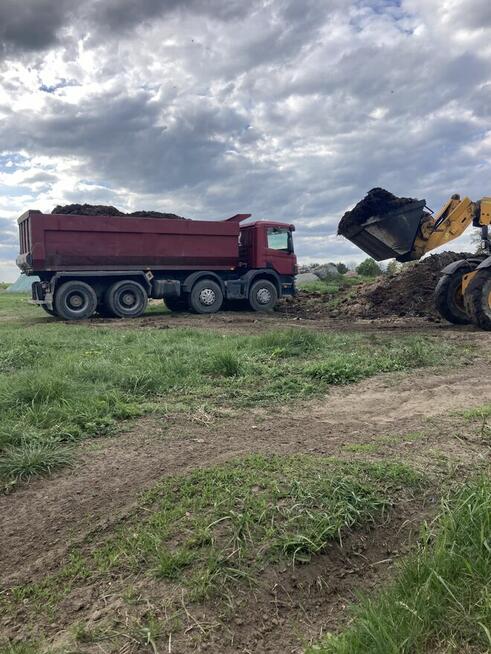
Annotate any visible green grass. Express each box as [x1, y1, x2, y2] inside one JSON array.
[[343, 443, 379, 453], [1, 455, 423, 620], [297, 276, 370, 295], [0, 295, 468, 483], [459, 403, 491, 421], [458, 403, 491, 445], [310, 476, 491, 654]]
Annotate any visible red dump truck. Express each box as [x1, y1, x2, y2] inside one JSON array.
[[16, 210, 297, 319]]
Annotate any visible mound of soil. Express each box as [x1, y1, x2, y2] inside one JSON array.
[[338, 188, 422, 235], [337, 252, 474, 320], [281, 252, 473, 321], [52, 204, 187, 220]]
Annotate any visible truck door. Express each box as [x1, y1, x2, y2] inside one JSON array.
[[265, 226, 296, 275]]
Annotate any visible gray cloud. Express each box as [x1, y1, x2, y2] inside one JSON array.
[[0, 0, 489, 278], [0, 0, 77, 58]]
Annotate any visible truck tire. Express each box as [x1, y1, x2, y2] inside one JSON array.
[[248, 279, 278, 312], [464, 269, 491, 331], [165, 297, 188, 312], [41, 304, 58, 317], [434, 266, 472, 325], [54, 280, 98, 321], [105, 280, 148, 318], [189, 279, 223, 314]]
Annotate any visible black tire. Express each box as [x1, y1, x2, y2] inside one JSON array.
[[248, 279, 278, 312], [434, 267, 472, 325], [189, 279, 223, 314], [464, 269, 491, 331], [40, 304, 58, 317], [54, 280, 97, 321], [165, 297, 188, 312], [105, 280, 148, 318]]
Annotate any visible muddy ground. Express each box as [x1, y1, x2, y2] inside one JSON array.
[[1, 312, 490, 653]]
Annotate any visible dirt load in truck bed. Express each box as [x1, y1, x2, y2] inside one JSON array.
[[338, 187, 423, 234], [52, 203, 187, 220]]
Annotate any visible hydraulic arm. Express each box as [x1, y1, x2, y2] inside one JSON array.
[[410, 195, 491, 260]]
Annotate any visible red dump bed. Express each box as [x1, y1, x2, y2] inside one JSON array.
[[17, 211, 242, 273]]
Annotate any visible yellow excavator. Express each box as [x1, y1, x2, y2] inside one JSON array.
[[338, 191, 491, 330]]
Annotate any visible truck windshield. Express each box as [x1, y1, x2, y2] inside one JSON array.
[[267, 228, 292, 252]]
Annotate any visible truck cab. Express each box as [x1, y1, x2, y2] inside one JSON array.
[[239, 221, 296, 277]]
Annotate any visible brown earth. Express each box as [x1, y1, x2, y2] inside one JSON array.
[[282, 252, 474, 321], [52, 203, 186, 220], [338, 187, 424, 235], [1, 331, 490, 653]]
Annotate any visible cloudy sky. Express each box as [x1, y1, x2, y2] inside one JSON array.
[[1, 0, 490, 281]]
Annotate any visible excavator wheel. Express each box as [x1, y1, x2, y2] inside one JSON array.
[[434, 265, 472, 325], [463, 268, 491, 331]]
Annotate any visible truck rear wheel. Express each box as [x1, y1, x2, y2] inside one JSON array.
[[434, 267, 472, 325], [55, 281, 97, 320], [464, 269, 491, 331], [248, 279, 278, 312], [189, 279, 223, 314], [105, 280, 148, 318]]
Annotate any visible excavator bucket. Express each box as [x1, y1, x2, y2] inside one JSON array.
[[338, 189, 427, 261]]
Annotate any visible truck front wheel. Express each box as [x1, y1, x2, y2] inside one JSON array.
[[55, 281, 98, 320], [189, 279, 223, 314], [248, 279, 278, 312], [105, 280, 148, 318]]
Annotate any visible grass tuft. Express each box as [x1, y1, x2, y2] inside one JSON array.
[[0, 441, 73, 483]]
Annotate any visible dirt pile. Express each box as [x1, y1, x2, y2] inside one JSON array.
[[338, 188, 423, 235], [337, 252, 474, 320], [281, 252, 473, 321], [52, 204, 187, 220]]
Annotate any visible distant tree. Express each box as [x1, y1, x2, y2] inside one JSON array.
[[336, 262, 348, 274], [471, 229, 486, 254], [386, 260, 401, 276], [356, 258, 382, 277]]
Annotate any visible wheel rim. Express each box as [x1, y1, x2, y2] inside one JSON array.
[[199, 288, 216, 306], [256, 287, 272, 304], [66, 291, 87, 312], [120, 291, 138, 308]]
